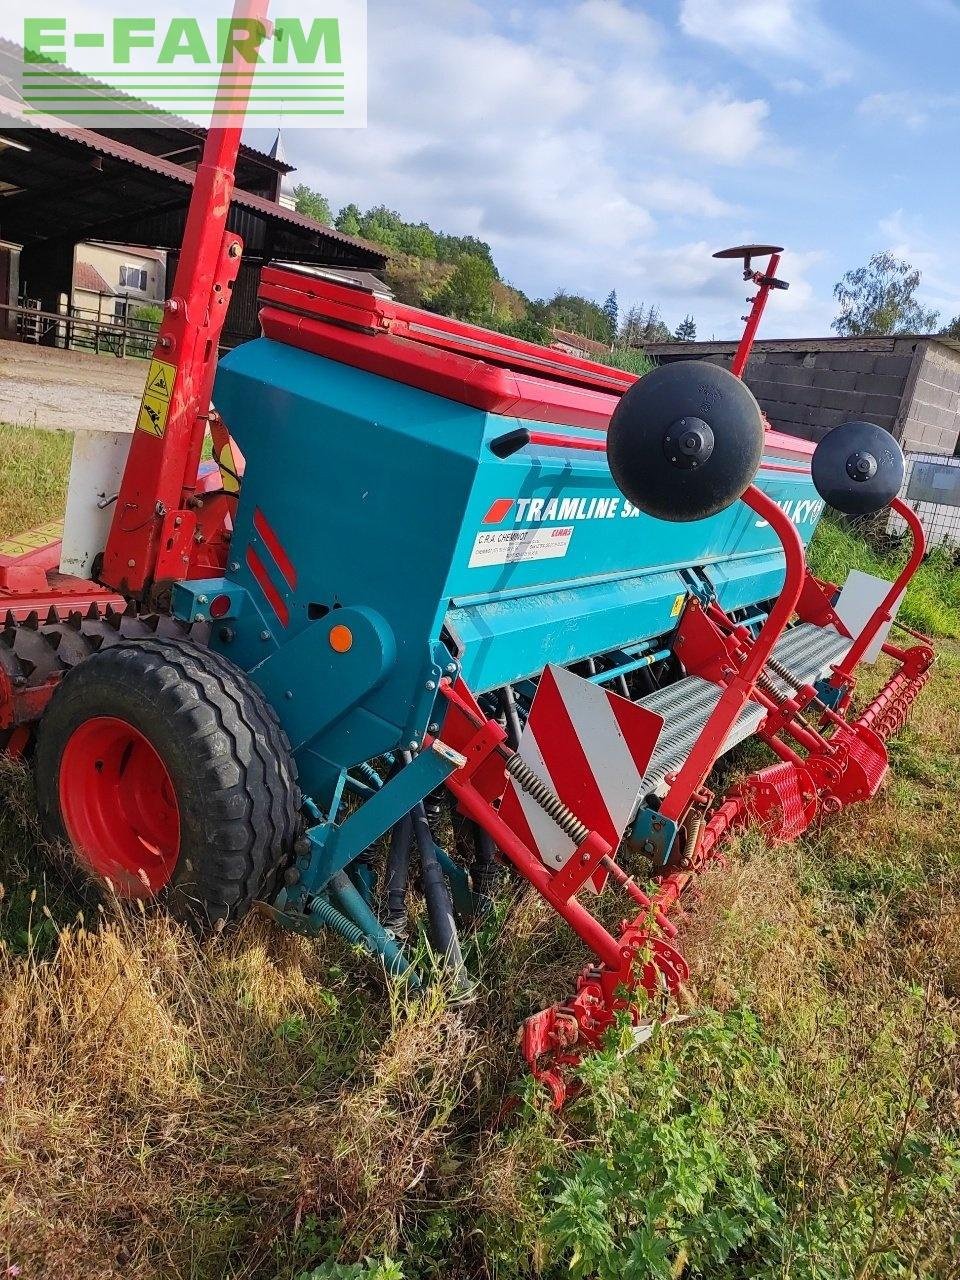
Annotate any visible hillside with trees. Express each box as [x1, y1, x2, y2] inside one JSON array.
[[293, 185, 695, 368]]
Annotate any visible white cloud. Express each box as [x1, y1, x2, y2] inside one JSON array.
[[678, 0, 854, 83], [858, 90, 959, 131], [285, 0, 776, 333]]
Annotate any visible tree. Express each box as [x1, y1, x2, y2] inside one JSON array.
[[832, 251, 939, 336], [940, 315, 960, 339], [602, 290, 619, 340], [547, 291, 611, 343], [292, 184, 332, 225], [675, 314, 697, 342], [434, 255, 495, 323], [335, 202, 362, 236], [620, 303, 672, 347]]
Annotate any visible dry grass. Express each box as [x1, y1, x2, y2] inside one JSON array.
[[0, 425, 959, 1276]]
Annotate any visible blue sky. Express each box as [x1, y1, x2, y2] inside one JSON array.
[[270, 0, 960, 340]]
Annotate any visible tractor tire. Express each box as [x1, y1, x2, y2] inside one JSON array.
[[34, 636, 300, 934]]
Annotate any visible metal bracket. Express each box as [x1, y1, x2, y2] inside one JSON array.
[[628, 805, 680, 868]]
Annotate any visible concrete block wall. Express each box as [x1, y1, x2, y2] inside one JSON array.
[[730, 343, 914, 445], [650, 337, 960, 456], [899, 342, 960, 455]]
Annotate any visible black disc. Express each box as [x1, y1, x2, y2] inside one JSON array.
[[713, 244, 783, 260], [811, 420, 905, 516], [607, 361, 765, 522]]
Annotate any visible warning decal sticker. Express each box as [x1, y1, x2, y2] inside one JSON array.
[[469, 525, 573, 568], [0, 519, 64, 559], [136, 358, 177, 438]]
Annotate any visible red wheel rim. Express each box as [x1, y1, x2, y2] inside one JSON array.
[[58, 716, 181, 898]]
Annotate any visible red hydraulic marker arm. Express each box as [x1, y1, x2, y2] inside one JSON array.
[[101, 0, 270, 603]]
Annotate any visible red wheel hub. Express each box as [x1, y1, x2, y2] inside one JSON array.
[[58, 716, 181, 898]]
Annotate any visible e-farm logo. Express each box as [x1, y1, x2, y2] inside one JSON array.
[[15, 3, 366, 129]]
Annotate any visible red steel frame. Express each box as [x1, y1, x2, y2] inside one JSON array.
[[99, 0, 268, 604], [436, 477, 933, 1104]]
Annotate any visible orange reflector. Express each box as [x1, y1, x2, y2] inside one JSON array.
[[329, 623, 353, 653]]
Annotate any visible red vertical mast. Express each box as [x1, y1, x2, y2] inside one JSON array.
[[101, 0, 270, 602]]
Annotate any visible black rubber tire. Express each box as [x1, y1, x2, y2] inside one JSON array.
[[34, 636, 300, 933]]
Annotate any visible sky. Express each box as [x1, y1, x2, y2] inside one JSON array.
[[256, 0, 960, 340]]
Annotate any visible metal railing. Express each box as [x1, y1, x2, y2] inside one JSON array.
[[2, 298, 161, 360]]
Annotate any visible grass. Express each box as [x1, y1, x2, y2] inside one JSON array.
[[1, 425, 959, 1278]]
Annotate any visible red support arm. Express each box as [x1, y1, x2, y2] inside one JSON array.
[[659, 484, 806, 823], [101, 0, 269, 601], [732, 253, 780, 379], [832, 497, 926, 682]]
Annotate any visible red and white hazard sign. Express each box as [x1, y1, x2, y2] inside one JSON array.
[[498, 664, 664, 893]]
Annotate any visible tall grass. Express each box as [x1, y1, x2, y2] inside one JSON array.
[[807, 512, 960, 638], [0, 425, 959, 1277]]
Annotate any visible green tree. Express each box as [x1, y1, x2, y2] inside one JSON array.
[[832, 251, 940, 336], [602, 290, 619, 339], [547, 291, 611, 343], [435, 255, 495, 323], [335, 202, 362, 236], [940, 315, 960, 339], [675, 314, 697, 342], [292, 184, 332, 225]]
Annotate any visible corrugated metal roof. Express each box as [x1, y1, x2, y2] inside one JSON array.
[[0, 94, 386, 261], [0, 38, 292, 171]]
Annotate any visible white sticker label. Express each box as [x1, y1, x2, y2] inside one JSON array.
[[469, 525, 573, 568]]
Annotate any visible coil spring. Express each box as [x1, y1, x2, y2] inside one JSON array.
[[762, 655, 828, 713], [505, 754, 589, 844]]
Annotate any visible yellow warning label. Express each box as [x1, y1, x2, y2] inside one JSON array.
[[0, 519, 64, 559], [671, 594, 685, 617], [137, 392, 171, 438], [145, 358, 177, 401], [216, 440, 241, 495], [136, 359, 178, 437]]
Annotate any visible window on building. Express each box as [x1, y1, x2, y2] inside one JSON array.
[[119, 264, 147, 290], [114, 299, 129, 322], [906, 460, 960, 508]]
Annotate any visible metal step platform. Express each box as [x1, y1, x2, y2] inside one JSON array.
[[638, 622, 851, 797]]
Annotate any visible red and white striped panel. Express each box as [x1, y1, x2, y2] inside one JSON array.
[[498, 664, 664, 893]]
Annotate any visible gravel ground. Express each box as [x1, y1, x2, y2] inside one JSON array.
[[0, 339, 145, 434]]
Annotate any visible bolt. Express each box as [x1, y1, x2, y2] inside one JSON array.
[[228, 242, 241, 258], [580, 851, 591, 864], [408, 740, 420, 751], [425, 680, 436, 691], [260, 630, 270, 642], [195, 613, 206, 623], [445, 663, 457, 675], [284, 690, 293, 700], [283, 866, 301, 886], [127, 559, 135, 568], [428, 723, 440, 734], [652, 819, 663, 831], [154, 501, 166, 516], [229, 561, 239, 572], [164, 298, 181, 313], [196, 595, 208, 605], [641, 839, 656, 855]]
